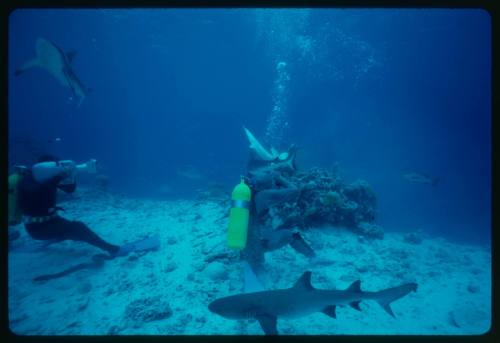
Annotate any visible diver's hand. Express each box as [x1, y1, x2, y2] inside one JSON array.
[[76, 159, 97, 174], [59, 160, 76, 177], [57, 160, 77, 185]]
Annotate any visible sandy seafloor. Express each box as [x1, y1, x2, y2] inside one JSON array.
[[8, 187, 491, 336]]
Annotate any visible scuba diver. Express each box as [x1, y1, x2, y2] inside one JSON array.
[[228, 128, 320, 277], [9, 154, 161, 282], [14, 154, 121, 255], [243, 147, 319, 276]]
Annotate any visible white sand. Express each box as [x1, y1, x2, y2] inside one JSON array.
[[8, 188, 491, 335]]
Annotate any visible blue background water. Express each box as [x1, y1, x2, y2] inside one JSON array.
[[8, 9, 491, 245]]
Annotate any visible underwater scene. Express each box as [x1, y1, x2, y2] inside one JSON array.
[[7, 8, 491, 335]]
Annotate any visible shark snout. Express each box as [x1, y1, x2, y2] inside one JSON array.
[[208, 297, 244, 319], [208, 298, 225, 315], [208, 300, 217, 313]]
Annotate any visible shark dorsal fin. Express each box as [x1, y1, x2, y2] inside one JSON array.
[[66, 50, 77, 63], [293, 271, 314, 291], [347, 280, 362, 293]]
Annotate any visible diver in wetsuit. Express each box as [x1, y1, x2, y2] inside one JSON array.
[[18, 155, 120, 255], [241, 145, 317, 276]]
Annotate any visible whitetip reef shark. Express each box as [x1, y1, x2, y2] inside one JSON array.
[[403, 172, 440, 187], [243, 126, 278, 161], [208, 270, 417, 335], [243, 126, 298, 172], [15, 37, 89, 106]]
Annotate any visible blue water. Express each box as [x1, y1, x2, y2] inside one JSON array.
[[8, 8, 491, 245]]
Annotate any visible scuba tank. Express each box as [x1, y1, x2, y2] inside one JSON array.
[[32, 161, 66, 183], [227, 178, 252, 249], [8, 166, 28, 225]]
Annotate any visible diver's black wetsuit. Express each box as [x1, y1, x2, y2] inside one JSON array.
[[241, 197, 265, 275], [18, 171, 119, 254], [241, 175, 316, 276]]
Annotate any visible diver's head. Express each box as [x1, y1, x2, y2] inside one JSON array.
[[37, 154, 59, 164]]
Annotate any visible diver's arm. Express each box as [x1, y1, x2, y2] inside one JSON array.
[[56, 160, 78, 193], [275, 175, 296, 189], [35, 164, 71, 186], [54, 159, 95, 193]]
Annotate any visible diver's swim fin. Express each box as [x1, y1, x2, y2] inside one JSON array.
[[113, 236, 161, 257]]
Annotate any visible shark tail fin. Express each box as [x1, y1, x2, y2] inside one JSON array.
[[375, 283, 418, 318], [77, 96, 85, 108], [432, 177, 440, 187]]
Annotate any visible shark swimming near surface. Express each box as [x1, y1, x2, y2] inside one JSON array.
[[244, 126, 299, 173], [403, 172, 440, 187], [15, 37, 89, 106], [243, 126, 277, 161], [208, 270, 417, 335]]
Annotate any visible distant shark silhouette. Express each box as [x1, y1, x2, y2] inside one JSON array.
[[403, 172, 440, 187], [15, 37, 89, 106], [209, 270, 417, 335]]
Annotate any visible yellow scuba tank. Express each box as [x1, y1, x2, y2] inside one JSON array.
[[8, 167, 27, 226], [227, 179, 252, 250]]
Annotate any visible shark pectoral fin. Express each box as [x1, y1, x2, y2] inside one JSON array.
[[322, 305, 337, 319], [66, 50, 77, 63], [255, 313, 278, 335], [15, 58, 40, 76], [378, 302, 395, 318], [349, 301, 362, 311]]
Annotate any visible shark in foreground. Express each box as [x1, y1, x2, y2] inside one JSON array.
[[15, 37, 89, 106], [208, 270, 418, 335]]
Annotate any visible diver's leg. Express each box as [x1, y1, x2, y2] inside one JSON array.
[[52, 217, 119, 254], [241, 219, 265, 277], [68, 220, 120, 254], [242, 248, 265, 277], [25, 222, 62, 241]]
